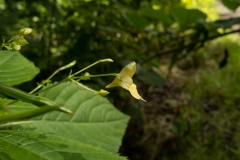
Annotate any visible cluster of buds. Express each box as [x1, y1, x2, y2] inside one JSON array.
[[2, 28, 33, 51]]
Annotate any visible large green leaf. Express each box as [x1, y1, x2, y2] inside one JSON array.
[[0, 51, 39, 86], [0, 130, 127, 160], [171, 7, 207, 25], [11, 82, 130, 152]]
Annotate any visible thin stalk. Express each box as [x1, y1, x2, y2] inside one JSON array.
[[30, 60, 76, 94], [71, 79, 97, 93], [72, 59, 113, 76]]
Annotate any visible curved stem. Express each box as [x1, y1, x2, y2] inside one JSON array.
[[0, 106, 56, 122], [72, 59, 113, 76]]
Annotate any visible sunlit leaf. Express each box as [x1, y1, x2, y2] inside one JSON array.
[[11, 82, 130, 152], [0, 130, 127, 160], [0, 51, 39, 86]]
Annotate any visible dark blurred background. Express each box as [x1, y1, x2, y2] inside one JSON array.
[[1, 0, 240, 159]]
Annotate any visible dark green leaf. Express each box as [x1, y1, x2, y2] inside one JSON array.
[[139, 8, 173, 25], [138, 70, 164, 87], [171, 7, 207, 25], [222, 0, 240, 11], [125, 12, 149, 31]]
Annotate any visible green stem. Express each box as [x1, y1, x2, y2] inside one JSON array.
[[73, 73, 118, 80], [30, 60, 76, 94], [0, 106, 56, 122], [33, 77, 69, 95], [71, 79, 97, 93], [72, 59, 113, 76], [0, 84, 72, 114], [7, 37, 15, 43], [29, 84, 44, 94], [32, 59, 112, 94], [0, 39, 5, 50], [89, 73, 118, 78]]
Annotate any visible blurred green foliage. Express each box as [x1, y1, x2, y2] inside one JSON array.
[[1, 0, 240, 159]]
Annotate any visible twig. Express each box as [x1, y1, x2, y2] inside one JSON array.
[[141, 29, 240, 64]]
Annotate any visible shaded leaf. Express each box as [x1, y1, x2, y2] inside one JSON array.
[[210, 18, 240, 29], [139, 8, 173, 25], [125, 12, 148, 31], [171, 7, 207, 25], [137, 70, 164, 87], [222, 0, 240, 11]]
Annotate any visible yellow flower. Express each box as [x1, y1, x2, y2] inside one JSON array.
[[106, 62, 146, 102]]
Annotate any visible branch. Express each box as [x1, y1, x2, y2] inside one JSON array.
[[140, 29, 240, 64]]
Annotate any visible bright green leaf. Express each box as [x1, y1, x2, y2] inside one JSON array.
[[0, 51, 39, 86], [12, 82, 130, 152], [0, 130, 127, 160]]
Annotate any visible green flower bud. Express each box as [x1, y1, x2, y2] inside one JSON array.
[[97, 89, 109, 96], [19, 28, 33, 36], [10, 42, 21, 50], [80, 72, 90, 80], [100, 59, 114, 62]]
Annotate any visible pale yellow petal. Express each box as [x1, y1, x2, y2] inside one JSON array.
[[119, 62, 136, 78], [106, 77, 121, 88], [121, 77, 133, 89], [128, 84, 146, 102]]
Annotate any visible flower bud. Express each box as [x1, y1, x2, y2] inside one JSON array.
[[19, 28, 33, 36], [10, 42, 21, 50], [80, 72, 90, 80], [100, 59, 114, 62], [97, 89, 109, 96]]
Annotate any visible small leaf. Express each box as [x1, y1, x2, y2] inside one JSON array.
[[137, 70, 164, 87], [125, 12, 148, 31], [210, 18, 240, 29], [171, 7, 207, 25], [139, 8, 173, 25], [14, 37, 28, 46], [0, 51, 39, 86], [222, 0, 240, 11]]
